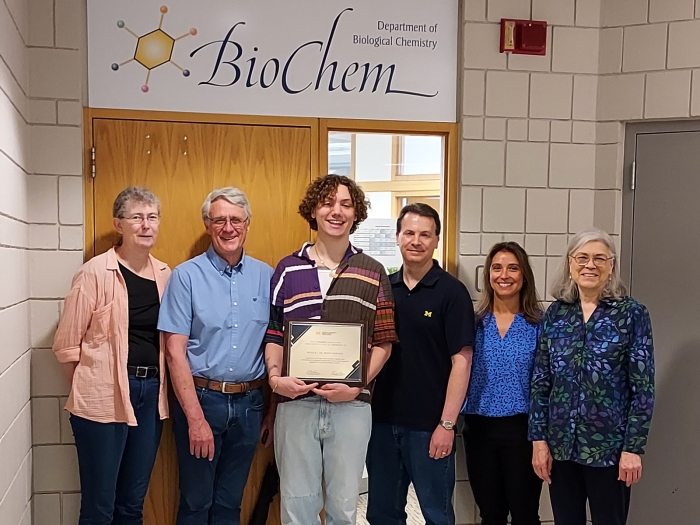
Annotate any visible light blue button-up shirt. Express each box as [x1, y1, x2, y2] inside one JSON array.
[[158, 245, 273, 382]]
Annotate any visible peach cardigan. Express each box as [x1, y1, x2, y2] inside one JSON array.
[[53, 248, 171, 426]]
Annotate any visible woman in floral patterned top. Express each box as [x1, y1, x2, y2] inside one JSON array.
[[529, 228, 655, 525]]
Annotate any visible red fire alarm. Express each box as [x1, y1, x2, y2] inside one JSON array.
[[500, 19, 547, 55]]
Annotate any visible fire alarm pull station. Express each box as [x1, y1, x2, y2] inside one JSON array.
[[500, 19, 547, 56]]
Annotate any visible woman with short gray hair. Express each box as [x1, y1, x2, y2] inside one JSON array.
[[528, 228, 655, 525], [53, 186, 171, 525]]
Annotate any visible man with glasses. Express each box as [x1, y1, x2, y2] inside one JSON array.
[[158, 187, 274, 525]]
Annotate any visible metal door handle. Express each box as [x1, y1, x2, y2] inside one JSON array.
[[475, 264, 484, 293]]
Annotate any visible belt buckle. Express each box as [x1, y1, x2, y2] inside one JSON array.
[[135, 366, 148, 378], [220, 381, 247, 394], [220, 381, 236, 394]]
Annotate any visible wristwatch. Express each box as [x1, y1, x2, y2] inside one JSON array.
[[439, 420, 455, 430]]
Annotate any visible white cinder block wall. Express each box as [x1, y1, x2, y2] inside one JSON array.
[[0, 1, 35, 525], [8, 0, 700, 524], [458, 0, 611, 307], [22, 1, 86, 525], [457, 0, 700, 523], [457, 1, 607, 521]]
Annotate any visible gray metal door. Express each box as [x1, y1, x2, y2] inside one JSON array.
[[623, 124, 700, 525]]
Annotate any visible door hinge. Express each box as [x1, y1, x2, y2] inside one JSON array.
[[91, 147, 96, 178], [630, 160, 636, 191]]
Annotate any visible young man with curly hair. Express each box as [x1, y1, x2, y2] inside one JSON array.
[[263, 174, 398, 525]]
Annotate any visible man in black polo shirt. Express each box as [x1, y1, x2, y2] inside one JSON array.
[[366, 203, 475, 525]]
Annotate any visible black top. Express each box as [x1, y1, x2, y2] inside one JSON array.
[[372, 261, 475, 431], [119, 263, 160, 367]]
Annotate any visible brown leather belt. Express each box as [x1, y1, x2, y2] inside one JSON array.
[[192, 376, 265, 394]]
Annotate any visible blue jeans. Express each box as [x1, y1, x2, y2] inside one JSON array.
[[70, 376, 163, 525], [172, 386, 263, 525], [366, 423, 456, 525], [274, 396, 372, 525]]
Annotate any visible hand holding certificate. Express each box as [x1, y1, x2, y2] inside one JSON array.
[[283, 320, 367, 387]]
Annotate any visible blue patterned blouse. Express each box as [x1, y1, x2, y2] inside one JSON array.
[[463, 313, 541, 417], [528, 297, 655, 467]]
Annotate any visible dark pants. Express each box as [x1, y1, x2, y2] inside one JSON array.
[[549, 460, 631, 525], [463, 414, 542, 525], [172, 386, 263, 525], [70, 376, 163, 525], [366, 422, 456, 525]]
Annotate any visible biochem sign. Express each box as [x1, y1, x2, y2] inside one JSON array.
[[87, 0, 458, 122]]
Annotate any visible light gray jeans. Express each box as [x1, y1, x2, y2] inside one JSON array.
[[274, 396, 372, 525]]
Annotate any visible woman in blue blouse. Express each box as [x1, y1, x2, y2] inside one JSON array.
[[529, 228, 655, 525], [463, 241, 543, 525]]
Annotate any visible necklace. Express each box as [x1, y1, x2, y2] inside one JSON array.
[[313, 246, 340, 273]]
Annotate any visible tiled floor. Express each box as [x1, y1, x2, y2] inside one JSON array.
[[356, 484, 426, 525]]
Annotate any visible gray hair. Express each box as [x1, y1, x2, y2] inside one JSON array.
[[201, 187, 252, 222], [112, 187, 160, 218], [550, 228, 628, 303]]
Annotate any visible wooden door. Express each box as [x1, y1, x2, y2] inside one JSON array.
[[90, 117, 313, 525]]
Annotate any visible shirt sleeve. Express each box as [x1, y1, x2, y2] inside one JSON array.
[[263, 262, 286, 346], [264, 305, 284, 346], [444, 282, 475, 355], [52, 269, 98, 364], [371, 267, 398, 345], [157, 267, 193, 336], [528, 305, 554, 442], [623, 303, 655, 454]]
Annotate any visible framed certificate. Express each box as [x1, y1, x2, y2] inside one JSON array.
[[283, 320, 367, 387]]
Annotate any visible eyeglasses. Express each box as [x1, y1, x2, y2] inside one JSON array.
[[206, 216, 249, 230], [570, 254, 614, 267], [121, 214, 160, 224]]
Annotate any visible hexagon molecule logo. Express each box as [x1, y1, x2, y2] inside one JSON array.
[[111, 6, 197, 93], [135, 30, 174, 70]]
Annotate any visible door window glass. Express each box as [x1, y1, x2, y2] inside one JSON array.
[[328, 131, 444, 271]]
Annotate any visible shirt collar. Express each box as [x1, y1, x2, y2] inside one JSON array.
[[572, 296, 620, 309], [105, 247, 167, 273], [599, 296, 619, 307], [483, 311, 524, 327], [207, 245, 245, 275], [391, 260, 443, 288], [106, 247, 119, 270], [297, 242, 362, 265]]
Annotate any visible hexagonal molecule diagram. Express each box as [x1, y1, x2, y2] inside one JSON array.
[[111, 6, 197, 93]]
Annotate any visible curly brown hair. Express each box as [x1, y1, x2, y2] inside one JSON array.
[[298, 174, 370, 234]]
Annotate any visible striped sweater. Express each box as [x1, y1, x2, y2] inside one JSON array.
[[264, 242, 398, 401]]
